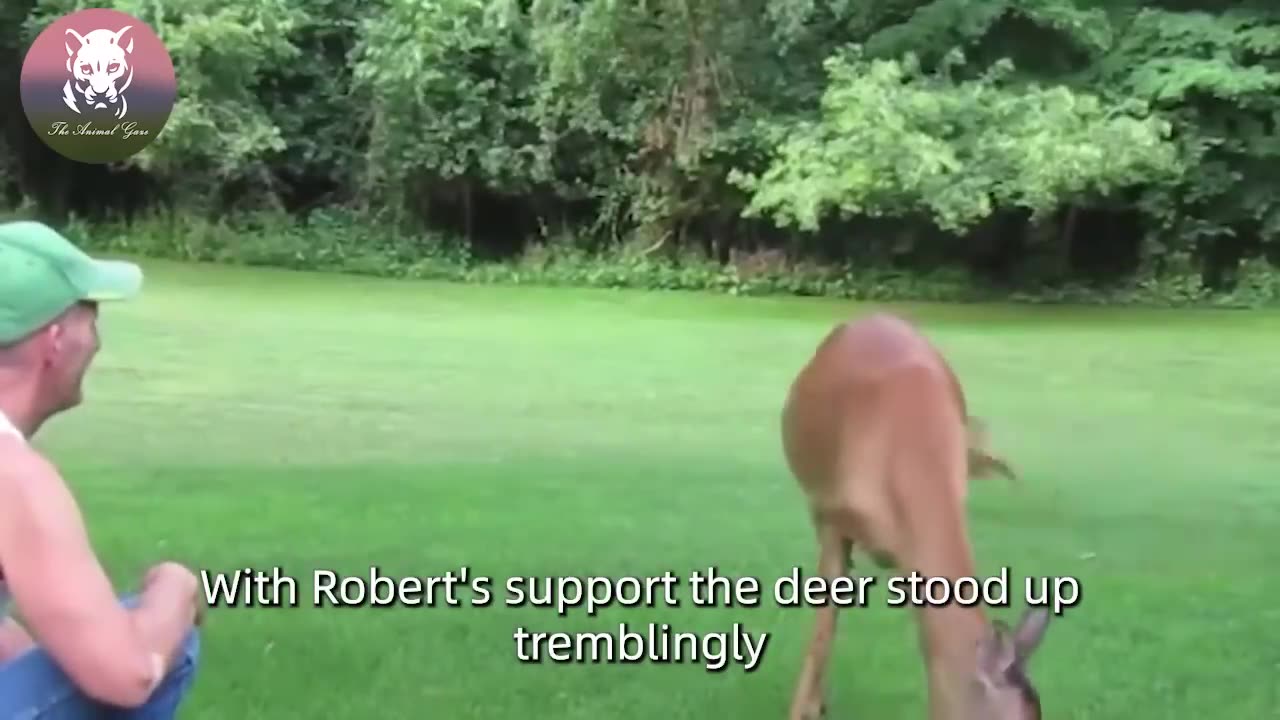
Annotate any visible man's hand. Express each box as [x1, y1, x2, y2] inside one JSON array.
[[142, 562, 196, 592], [142, 562, 203, 626]]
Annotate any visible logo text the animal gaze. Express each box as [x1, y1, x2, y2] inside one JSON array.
[[20, 7, 176, 163], [63, 25, 135, 120]]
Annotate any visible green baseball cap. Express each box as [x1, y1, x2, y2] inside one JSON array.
[[0, 220, 142, 345]]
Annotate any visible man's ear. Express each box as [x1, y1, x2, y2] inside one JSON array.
[[34, 322, 65, 367]]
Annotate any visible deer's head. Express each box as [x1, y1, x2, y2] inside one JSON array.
[[970, 607, 1051, 719]]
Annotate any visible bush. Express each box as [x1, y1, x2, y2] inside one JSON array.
[[8, 207, 1268, 308]]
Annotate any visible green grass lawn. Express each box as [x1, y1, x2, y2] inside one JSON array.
[[27, 258, 1280, 719]]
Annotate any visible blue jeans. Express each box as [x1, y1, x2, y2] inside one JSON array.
[[0, 594, 199, 719]]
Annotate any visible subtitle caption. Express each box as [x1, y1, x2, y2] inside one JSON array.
[[200, 566, 1080, 673]]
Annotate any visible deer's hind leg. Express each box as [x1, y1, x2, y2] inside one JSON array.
[[788, 513, 853, 720]]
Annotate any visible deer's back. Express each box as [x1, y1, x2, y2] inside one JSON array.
[[781, 313, 966, 514]]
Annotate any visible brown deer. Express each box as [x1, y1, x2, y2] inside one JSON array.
[[780, 312, 1049, 720]]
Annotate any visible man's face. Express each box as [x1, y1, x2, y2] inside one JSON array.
[[38, 301, 101, 413]]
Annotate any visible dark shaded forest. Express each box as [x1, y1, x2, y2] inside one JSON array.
[[3, 0, 1279, 305]]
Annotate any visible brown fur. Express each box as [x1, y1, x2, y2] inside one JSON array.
[[780, 312, 1049, 720]]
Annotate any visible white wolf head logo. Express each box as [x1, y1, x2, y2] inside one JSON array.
[[62, 25, 135, 120]]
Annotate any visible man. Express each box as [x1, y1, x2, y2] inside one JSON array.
[[0, 220, 202, 717]]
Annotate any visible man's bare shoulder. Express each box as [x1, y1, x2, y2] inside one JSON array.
[[0, 437, 57, 476], [0, 439, 89, 567], [0, 440, 69, 509]]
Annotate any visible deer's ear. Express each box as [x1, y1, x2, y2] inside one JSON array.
[[1010, 606, 1051, 663], [976, 619, 1017, 678]]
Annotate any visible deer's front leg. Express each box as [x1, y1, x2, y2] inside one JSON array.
[[788, 519, 851, 720]]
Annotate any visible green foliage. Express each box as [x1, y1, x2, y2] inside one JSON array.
[[352, 0, 546, 197], [58, 207, 984, 301], [3, 0, 1280, 305], [860, 0, 1115, 69], [20, 205, 1267, 308], [1090, 8, 1280, 274], [732, 48, 1181, 233], [261, 0, 380, 196], [26, 0, 306, 209]]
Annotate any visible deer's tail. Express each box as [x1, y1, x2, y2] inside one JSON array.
[[966, 415, 1018, 482]]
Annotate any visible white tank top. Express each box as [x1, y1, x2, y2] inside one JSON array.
[[0, 410, 21, 440], [0, 409, 22, 619]]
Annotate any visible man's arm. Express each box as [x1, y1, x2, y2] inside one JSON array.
[[0, 616, 34, 663], [0, 448, 197, 708]]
